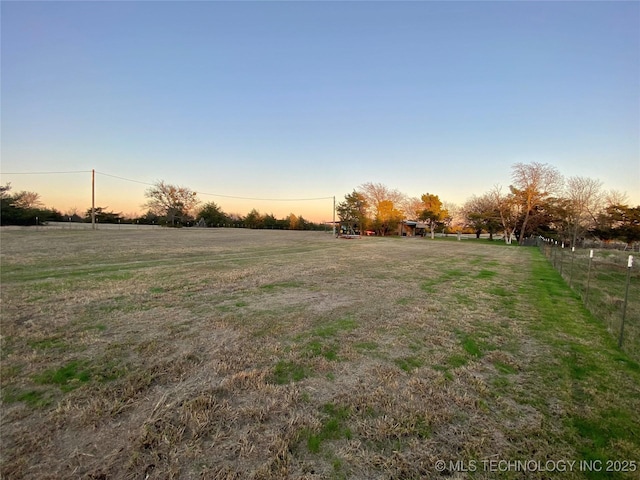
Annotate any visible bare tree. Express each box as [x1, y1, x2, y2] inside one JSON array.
[[605, 189, 628, 207], [358, 182, 405, 214], [511, 162, 564, 244], [144, 181, 200, 227], [65, 206, 80, 217], [565, 176, 603, 245], [12, 191, 43, 209], [490, 185, 519, 244], [442, 201, 461, 232], [402, 197, 424, 221], [358, 182, 406, 235]]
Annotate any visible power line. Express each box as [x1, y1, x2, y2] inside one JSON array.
[[0, 169, 333, 202], [196, 190, 332, 202], [0, 170, 92, 175], [95, 171, 332, 202], [95, 171, 155, 187]]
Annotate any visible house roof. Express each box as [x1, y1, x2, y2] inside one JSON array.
[[402, 221, 428, 228]]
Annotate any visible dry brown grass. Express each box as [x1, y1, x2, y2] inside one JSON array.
[[1, 229, 639, 479]]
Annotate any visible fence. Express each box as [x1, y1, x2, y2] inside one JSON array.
[[539, 238, 639, 362], [24, 221, 161, 231]]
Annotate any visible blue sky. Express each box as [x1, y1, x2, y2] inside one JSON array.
[[2, 1, 638, 221]]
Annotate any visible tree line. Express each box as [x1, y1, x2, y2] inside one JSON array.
[[337, 163, 638, 246], [462, 162, 639, 246], [140, 181, 324, 230], [0, 181, 325, 231], [1, 161, 638, 245], [0, 185, 64, 225]]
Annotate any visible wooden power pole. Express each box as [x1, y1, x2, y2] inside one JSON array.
[[91, 169, 96, 230], [332, 196, 336, 237]]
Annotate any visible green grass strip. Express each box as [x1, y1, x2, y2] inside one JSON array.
[[524, 249, 640, 477]]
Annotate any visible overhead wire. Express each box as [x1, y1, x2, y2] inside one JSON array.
[[96, 171, 332, 201], [0, 170, 92, 175], [0, 169, 333, 202]]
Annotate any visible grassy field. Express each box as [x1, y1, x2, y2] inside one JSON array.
[[1, 228, 639, 479]]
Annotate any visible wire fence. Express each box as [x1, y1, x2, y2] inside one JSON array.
[[539, 238, 639, 362]]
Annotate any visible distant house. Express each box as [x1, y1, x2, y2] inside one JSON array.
[[399, 221, 416, 236], [397, 221, 428, 237]]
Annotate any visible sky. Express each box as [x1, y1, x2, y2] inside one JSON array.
[[1, 0, 639, 222]]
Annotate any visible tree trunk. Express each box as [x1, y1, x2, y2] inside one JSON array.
[[518, 211, 531, 245], [505, 230, 513, 244]]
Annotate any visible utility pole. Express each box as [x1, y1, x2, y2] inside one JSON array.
[[91, 169, 96, 230], [332, 196, 336, 237]]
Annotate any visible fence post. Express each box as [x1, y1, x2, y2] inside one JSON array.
[[585, 249, 594, 306], [560, 242, 565, 277], [569, 246, 575, 288], [618, 255, 634, 348]]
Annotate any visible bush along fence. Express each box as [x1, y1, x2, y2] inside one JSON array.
[[539, 238, 639, 361]]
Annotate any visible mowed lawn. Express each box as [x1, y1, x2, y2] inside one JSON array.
[[1, 228, 638, 479]]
